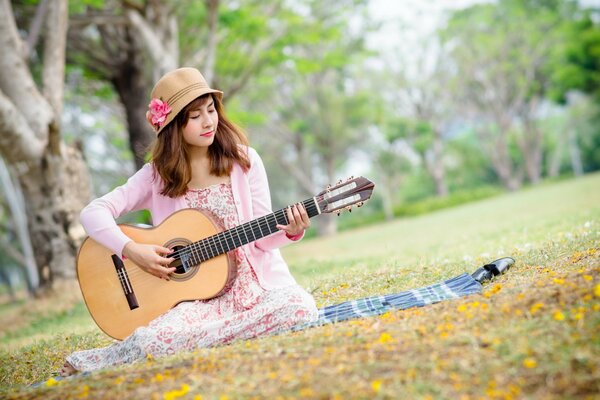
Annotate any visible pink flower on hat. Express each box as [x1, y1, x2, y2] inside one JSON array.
[[148, 98, 172, 130]]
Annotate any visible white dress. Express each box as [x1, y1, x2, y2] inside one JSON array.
[[67, 183, 318, 372]]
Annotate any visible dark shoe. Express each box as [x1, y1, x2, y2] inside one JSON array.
[[471, 266, 494, 283], [483, 257, 515, 276], [471, 257, 515, 284]]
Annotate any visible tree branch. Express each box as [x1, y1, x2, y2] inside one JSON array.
[[0, 0, 54, 139], [0, 90, 46, 164], [126, 8, 178, 74], [25, 0, 50, 60], [43, 0, 68, 154]]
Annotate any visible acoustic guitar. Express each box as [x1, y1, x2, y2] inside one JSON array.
[[76, 176, 374, 339]]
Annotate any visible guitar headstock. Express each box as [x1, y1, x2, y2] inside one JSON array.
[[316, 176, 375, 215]]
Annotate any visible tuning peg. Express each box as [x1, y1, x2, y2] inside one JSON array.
[[336, 211, 341, 216], [357, 202, 363, 207], [346, 206, 352, 212], [347, 176, 354, 181], [337, 179, 343, 185]]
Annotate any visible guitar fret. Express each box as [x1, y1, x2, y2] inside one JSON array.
[[225, 231, 235, 250], [208, 236, 217, 258], [266, 214, 276, 234], [203, 240, 211, 261], [242, 224, 250, 244], [217, 234, 225, 254], [248, 222, 257, 241], [217, 234, 225, 255], [235, 226, 243, 247], [257, 217, 265, 237]]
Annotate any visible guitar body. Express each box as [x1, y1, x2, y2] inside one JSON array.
[[76, 209, 234, 340]]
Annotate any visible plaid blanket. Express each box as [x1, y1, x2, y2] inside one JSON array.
[[292, 273, 482, 331]]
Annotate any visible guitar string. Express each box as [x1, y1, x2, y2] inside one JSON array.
[[169, 198, 317, 262], [122, 200, 320, 281]]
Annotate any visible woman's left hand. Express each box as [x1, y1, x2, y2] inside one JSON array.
[[276, 203, 311, 238]]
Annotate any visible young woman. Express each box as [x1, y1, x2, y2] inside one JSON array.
[[61, 67, 318, 376]]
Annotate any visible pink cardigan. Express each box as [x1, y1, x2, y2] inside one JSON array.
[[79, 147, 302, 290]]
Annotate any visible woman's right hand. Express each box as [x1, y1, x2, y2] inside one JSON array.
[[122, 241, 176, 280]]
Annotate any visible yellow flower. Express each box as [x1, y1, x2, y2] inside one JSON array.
[[553, 311, 565, 321], [378, 332, 394, 344], [372, 379, 383, 393], [45, 378, 59, 387], [594, 284, 600, 297], [457, 304, 468, 312], [530, 302, 544, 314], [152, 373, 165, 383], [583, 275, 593, 281], [164, 384, 190, 400], [523, 358, 537, 369]]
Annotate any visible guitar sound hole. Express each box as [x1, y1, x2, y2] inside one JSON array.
[[164, 239, 199, 282], [170, 245, 189, 274]]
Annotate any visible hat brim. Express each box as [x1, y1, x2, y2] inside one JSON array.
[[156, 88, 223, 135]]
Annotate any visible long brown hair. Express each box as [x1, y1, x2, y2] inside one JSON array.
[[151, 94, 250, 197]]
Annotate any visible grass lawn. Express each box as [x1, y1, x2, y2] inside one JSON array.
[[1, 172, 599, 399]]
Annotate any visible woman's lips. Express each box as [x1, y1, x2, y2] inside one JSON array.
[[201, 131, 213, 137]]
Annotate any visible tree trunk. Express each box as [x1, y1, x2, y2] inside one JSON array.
[[112, 45, 155, 170], [18, 147, 91, 287], [425, 133, 448, 197], [477, 124, 521, 191], [378, 175, 397, 221], [0, 157, 38, 294], [568, 128, 583, 176], [519, 117, 544, 184]]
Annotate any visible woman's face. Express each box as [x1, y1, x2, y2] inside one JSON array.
[[182, 96, 219, 149]]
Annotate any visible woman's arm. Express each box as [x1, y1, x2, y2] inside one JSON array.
[[79, 163, 154, 258], [247, 148, 307, 251]]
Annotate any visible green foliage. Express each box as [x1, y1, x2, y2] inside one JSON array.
[[68, 0, 105, 14], [393, 185, 504, 218], [548, 10, 600, 102]]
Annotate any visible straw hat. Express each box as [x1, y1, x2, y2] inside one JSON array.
[[148, 67, 223, 135]]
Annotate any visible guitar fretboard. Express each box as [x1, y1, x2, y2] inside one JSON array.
[[177, 197, 320, 266]]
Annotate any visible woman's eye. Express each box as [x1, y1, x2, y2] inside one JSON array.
[[190, 114, 200, 119], [208, 108, 215, 113]]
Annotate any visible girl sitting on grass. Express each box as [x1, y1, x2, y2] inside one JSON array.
[[61, 67, 317, 376]]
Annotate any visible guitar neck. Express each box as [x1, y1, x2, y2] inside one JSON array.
[[182, 197, 320, 265]]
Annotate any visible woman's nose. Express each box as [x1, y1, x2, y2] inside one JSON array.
[[201, 113, 212, 128]]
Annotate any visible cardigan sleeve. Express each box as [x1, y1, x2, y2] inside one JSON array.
[[246, 148, 304, 251], [79, 163, 155, 258]]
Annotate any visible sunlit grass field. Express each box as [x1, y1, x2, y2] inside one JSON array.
[[1, 172, 599, 399]]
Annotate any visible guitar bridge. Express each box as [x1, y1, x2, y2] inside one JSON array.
[[112, 255, 139, 310]]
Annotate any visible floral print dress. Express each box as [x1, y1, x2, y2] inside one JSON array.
[[67, 182, 318, 372]]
